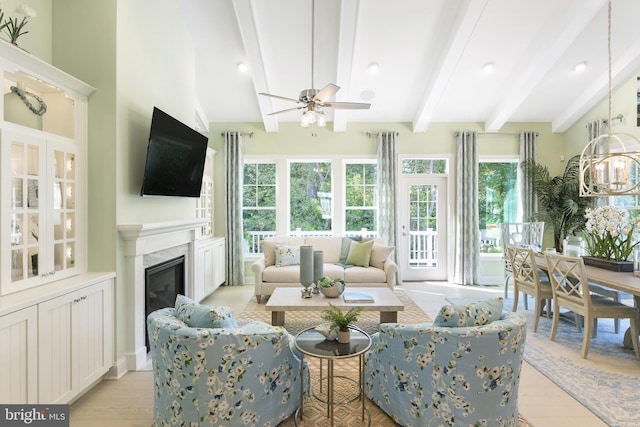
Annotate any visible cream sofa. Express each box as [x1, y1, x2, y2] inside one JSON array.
[[252, 236, 397, 303]]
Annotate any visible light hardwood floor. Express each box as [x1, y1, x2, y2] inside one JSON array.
[[69, 282, 608, 427]]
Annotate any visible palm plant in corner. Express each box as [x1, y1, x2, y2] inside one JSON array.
[[520, 154, 591, 253], [321, 303, 363, 344]]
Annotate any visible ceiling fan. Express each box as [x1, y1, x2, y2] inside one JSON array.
[[259, 0, 371, 127]]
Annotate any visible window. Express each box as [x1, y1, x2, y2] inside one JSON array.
[[289, 161, 332, 234], [402, 159, 448, 174], [242, 162, 276, 253], [345, 162, 377, 235], [478, 161, 518, 253]]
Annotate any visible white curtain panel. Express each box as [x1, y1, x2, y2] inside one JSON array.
[[377, 131, 400, 283], [519, 131, 538, 221], [454, 131, 479, 285], [224, 131, 245, 286]]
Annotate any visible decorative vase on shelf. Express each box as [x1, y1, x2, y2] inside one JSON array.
[[337, 329, 350, 344]]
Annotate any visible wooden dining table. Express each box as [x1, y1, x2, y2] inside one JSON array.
[[535, 252, 640, 348]]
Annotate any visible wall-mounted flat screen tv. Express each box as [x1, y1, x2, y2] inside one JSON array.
[[140, 107, 208, 197]]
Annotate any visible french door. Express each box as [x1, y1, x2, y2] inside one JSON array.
[[398, 176, 447, 281]]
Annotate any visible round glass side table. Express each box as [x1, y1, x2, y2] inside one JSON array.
[[294, 325, 372, 427]]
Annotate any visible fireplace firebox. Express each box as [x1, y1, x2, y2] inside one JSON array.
[[145, 255, 185, 349]]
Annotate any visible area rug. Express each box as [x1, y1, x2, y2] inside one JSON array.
[[449, 296, 640, 427], [239, 290, 531, 426]]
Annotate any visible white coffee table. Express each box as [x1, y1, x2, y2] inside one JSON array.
[[265, 287, 404, 326]]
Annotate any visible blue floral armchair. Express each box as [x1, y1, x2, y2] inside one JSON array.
[[147, 298, 308, 427], [365, 299, 527, 427]]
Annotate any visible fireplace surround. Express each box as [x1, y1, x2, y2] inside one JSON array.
[[118, 219, 206, 371]]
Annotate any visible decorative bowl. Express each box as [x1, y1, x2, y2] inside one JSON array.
[[319, 279, 346, 298]]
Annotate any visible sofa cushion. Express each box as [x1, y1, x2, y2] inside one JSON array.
[[346, 240, 375, 267], [338, 237, 360, 263], [433, 297, 504, 327], [275, 245, 300, 267], [262, 237, 305, 266], [174, 294, 238, 328], [369, 243, 395, 269], [344, 266, 386, 283], [262, 263, 345, 283], [304, 236, 343, 263]]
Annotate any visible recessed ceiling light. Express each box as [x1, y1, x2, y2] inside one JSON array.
[[368, 63, 379, 74], [237, 63, 248, 73], [574, 61, 587, 72], [482, 62, 494, 73]]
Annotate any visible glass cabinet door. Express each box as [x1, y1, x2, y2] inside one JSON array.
[[52, 147, 76, 273], [9, 136, 44, 285]]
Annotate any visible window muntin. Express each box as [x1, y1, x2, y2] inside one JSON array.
[[345, 162, 377, 235], [242, 162, 276, 253]]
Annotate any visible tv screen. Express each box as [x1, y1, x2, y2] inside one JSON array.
[[140, 107, 208, 197]]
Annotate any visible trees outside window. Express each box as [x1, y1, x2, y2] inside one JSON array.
[[478, 161, 518, 253], [289, 162, 332, 233], [242, 162, 276, 252], [345, 162, 377, 234]]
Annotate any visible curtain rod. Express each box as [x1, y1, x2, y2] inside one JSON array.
[[454, 132, 539, 137], [365, 131, 399, 137], [220, 132, 254, 138], [584, 114, 623, 127]]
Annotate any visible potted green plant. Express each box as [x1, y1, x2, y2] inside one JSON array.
[[321, 303, 363, 343], [520, 155, 591, 253], [317, 276, 346, 298]]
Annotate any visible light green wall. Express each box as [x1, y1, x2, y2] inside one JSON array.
[[208, 121, 565, 238], [0, 0, 52, 62], [564, 69, 640, 155], [52, 0, 197, 363]]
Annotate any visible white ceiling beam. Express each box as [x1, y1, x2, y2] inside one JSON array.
[[233, 0, 279, 132], [485, 0, 606, 132], [412, 0, 488, 133], [553, 30, 640, 132], [332, 0, 360, 133]]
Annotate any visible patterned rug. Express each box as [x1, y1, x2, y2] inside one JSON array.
[[450, 295, 640, 427], [239, 290, 532, 426]]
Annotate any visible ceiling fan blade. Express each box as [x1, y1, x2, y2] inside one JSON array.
[[259, 93, 301, 103], [313, 84, 340, 103], [323, 101, 371, 110], [267, 106, 305, 116]]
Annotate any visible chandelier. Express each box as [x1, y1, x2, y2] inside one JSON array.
[[579, 0, 640, 196]]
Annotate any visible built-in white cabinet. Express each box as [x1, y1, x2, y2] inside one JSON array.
[[0, 304, 37, 403], [38, 278, 114, 404], [0, 273, 114, 405], [0, 42, 93, 296], [194, 237, 225, 301]]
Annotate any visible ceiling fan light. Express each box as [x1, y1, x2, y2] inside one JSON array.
[[317, 111, 326, 127], [306, 110, 317, 124], [300, 112, 310, 127]]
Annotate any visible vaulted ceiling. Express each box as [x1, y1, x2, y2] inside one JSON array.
[[178, 0, 640, 133]]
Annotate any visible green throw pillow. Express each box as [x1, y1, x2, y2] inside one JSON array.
[[433, 297, 504, 327], [174, 294, 238, 328], [338, 237, 361, 264], [345, 240, 375, 267]]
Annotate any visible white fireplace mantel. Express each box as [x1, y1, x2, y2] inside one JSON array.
[[118, 219, 207, 372]]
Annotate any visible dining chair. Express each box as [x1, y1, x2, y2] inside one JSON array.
[[544, 252, 640, 359], [500, 222, 545, 304], [507, 245, 553, 332]]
